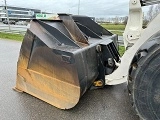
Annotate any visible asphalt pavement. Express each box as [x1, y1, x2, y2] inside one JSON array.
[[0, 39, 139, 120]]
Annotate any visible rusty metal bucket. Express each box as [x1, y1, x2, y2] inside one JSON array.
[[15, 14, 119, 109]]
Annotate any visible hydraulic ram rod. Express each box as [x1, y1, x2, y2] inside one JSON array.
[[140, 0, 160, 6]]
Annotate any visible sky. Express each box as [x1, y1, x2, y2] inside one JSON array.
[[1, 0, 149, 18]]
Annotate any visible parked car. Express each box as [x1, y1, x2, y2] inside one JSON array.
[[3, 20, 16, 25]]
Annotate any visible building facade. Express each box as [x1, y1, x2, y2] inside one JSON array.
[[0, 6, 41, 21]]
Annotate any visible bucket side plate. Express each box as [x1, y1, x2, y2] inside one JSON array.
[[15, 22, 81, 109]]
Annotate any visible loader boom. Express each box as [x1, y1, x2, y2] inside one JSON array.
[[105, 0, 143, 85], [105, 0, 160, 85]]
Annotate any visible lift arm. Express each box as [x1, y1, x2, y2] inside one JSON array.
[[123, 0, 143, 49], [105, 0, 160, 85], [122, 0, 160, 49]]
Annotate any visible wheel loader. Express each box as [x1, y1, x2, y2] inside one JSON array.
[[14, 0, 160, 119]]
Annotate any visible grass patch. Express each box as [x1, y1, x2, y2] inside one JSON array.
[[0, 32, 24, 41], [119, 46, 125, 56], [110, 30, 123, 36], [101, 24, 125, 36], [101, 24, 125, 30]]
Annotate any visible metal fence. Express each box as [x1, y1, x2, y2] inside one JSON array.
[[0, 24, 27, 35]]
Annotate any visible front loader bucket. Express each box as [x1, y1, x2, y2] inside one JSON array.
[[15, 14, 119, 109]]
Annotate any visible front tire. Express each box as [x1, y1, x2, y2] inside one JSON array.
[[128, 42, 160, 120]]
